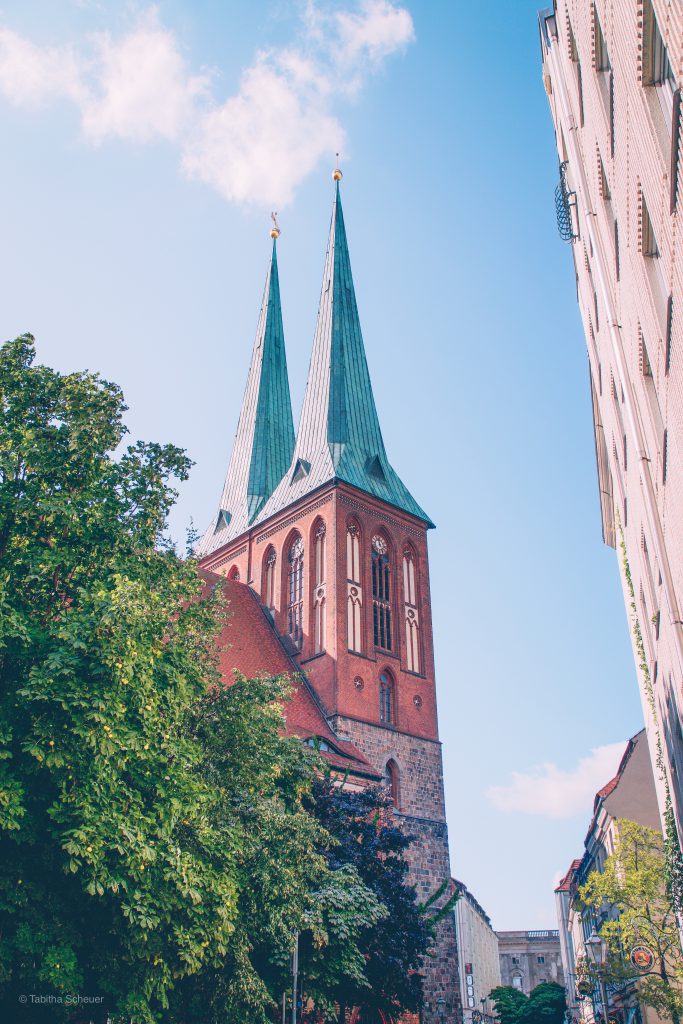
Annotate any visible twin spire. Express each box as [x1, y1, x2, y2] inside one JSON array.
[[197, 175, 431, 559]]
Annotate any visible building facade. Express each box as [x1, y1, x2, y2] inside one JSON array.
[[497, 931, 564, 996], [454, 881, 501, 1024], [538, 2, 683, 838], [196, 175, 461, 1022], [554, 729, 661, 1024]]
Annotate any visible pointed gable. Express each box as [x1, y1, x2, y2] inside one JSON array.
[[197, 240, 295, 556], [256, 180, 433, 529]]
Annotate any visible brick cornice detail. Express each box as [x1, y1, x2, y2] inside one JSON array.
[[255, 494, 333, 544], [338, 493, 423, 539]]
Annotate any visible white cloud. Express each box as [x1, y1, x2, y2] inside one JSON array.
[[0, 1, 415, 206], [486, 741, 627, 819], [81, 11, 210, 144], [182, 57, 342, 206], [0, 28, 84, 106]]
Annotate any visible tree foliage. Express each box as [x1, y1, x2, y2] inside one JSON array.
[[303, 775, 434, 1023], [489, 983, 566, 1024], [579, 818, 683, 1023], [0, 336, 432, 1024]]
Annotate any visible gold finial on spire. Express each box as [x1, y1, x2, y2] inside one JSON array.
[[270, 211, 280, 239], [333, 152, 342, 181]]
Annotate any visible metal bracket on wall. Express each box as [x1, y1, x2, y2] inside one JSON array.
[[555, 161, 578, 241]]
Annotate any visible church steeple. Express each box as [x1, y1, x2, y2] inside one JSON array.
[[197, 236, 295, 556], [256, 174, 433, 528]]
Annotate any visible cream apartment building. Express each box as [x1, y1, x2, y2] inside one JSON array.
[[454, 882, 501, 1024], [539, 1, 683, 837]]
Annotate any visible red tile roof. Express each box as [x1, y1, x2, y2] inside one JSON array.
[[554, 859, 582, 893], [200, 571, 377, 777]]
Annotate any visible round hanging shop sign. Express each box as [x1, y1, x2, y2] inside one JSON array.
[[630, 944, 655, 972]]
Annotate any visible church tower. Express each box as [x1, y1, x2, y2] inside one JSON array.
[[198, 175, 461, 1023]]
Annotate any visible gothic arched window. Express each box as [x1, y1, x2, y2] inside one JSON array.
[[385, 759, 400, 807], [379, 671, 395, 725], [262, 546, 276, 609], [402, 547, 420, 673], [372, 534, 392, 650], [228, 565, 240, 582], [313, 521, 326, 654], [287, 535, 304, 651], [347, 522, 362, 653]]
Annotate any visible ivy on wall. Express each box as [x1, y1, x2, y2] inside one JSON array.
[[617, 515, 683, 914]]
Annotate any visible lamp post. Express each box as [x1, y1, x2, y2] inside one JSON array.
[[585, 929, 610, 1024]]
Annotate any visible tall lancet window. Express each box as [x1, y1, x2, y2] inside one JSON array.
[[379, 671, 395, 725], [385, 759, 400, 807], [287, 535, 304, 651], [313, 521, 326, 654], [402, 547, 420, 673], [372, 535, 392, 650], [347, 522, 362, 653], [262, 546, 276, 610]]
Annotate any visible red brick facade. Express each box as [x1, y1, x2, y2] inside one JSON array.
[[200, 478, 461, 1022]]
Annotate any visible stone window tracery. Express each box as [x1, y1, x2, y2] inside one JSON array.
[[379, 671, 395, 725], [287, 535, 304, 651], [262, 546, 276, 609], [372, 534, 392, 651], [347, 522, 363, 652], [402, 546, 420, 673], [313, 521, 326, 654]]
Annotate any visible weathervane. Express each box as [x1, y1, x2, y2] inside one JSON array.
[[270, 211, 280, 239]]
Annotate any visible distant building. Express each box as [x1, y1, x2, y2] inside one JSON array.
[[554, 729, 661, 1024], [454, 881, 501, 1024], [497, 931, 564, 996], [538, 0, 683, 840]]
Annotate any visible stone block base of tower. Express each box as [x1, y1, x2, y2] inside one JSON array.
[[332, 715, 462, 1024]]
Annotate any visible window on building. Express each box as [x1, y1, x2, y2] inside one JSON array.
[[262, 546, 276, 609], [379, 671, 395, 725], [598, 151, 611, 200], [512, 957, 520, 966], [537, 956, 545, 964], [346, 522, 362, 653], [287, 535, 304, 651], [593, 5, 610, 72], [313, 521, 326, 654], [372, 535, 392, 650], [663, 429, 668, 483], [385, 759, 399, 807], [228, 565, 240, 582], [615, 220, 620, 280], [642, 192, 660, 257], [512, 976, 523, 991], [666, 296, 673, 374], [402, 547, 421, 673], [644, 0, 676, 93]]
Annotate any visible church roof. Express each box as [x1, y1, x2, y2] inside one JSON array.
[[197, 239, 295, 557], [202, 571, 378, 776], [253, 180, 434, 529]]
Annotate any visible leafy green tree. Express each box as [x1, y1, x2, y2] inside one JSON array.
[[303, 775, 444, 1024], [579, 818, 683, 1023], [165, 678, 385, 1024], [0, 337, 405, 1024], [489, 985, 529, 1024], [489, 983, 566, 1024]]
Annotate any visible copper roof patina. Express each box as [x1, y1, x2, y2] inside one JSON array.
[[255, 181, 433, 528], [198, 239, 295, 556]]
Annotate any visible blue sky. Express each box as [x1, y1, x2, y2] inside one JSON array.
[[0, 0, 644, 930]]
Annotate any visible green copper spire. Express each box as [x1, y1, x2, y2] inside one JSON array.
[[197, 237, 295, 555], [256, 177, 433, 528]]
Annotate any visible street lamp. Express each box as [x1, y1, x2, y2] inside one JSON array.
[[585, 929, 609, 1024], [437, 997, 447, 1023]]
